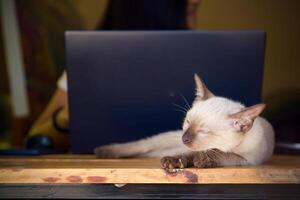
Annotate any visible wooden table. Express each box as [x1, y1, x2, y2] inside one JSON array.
[[0, 154, 299, 199]]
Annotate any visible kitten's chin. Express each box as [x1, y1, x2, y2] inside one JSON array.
[[183, 143, 203, 151]]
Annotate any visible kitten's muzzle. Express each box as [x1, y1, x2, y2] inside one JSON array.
[[182, 128, 196, 146]]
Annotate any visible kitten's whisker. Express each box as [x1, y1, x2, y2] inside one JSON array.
[[171, 103, 188, 112], [179, 93, 191, 109], [173, 109, 187, 114], [172, 106, 186, 112]]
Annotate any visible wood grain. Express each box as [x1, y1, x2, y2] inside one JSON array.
[[0, 155, 299, 184], [1, 184, 300, 199]]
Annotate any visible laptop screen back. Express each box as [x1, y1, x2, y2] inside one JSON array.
[[66, 31, 265, 153]]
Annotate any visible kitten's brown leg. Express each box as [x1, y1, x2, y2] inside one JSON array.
[[192, 149, 247, 168], [161, 154, 193, 172], [94, 145, 120, 158], [95, 143, 151, 158]]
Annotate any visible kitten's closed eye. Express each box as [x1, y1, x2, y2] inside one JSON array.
[[197, 128, 210, 135]]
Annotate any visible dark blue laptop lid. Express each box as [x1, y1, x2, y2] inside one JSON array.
[[66, 31, 265, 153]]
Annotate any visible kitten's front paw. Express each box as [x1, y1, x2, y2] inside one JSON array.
[[161, 156, 187, 172], [193, 155, 218, 168], [94, 145, 119, 158]]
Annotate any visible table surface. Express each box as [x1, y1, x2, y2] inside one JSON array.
[[0, 154, 299, 184]]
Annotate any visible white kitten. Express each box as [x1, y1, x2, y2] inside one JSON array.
[[95, 74, 275, 170]]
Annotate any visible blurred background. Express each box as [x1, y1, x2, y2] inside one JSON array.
[[0, 0, 299, 153]]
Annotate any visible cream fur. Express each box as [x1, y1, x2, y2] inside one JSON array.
[[95, 75, 275, 166]]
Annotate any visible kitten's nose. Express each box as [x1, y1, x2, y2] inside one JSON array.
[[182, 132, 193, 145], [182, 136, 192, 144]]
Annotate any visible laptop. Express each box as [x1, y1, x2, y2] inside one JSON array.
[[66, 31, 265, 154]]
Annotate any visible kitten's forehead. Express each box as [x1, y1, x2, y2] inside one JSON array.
[[188, 97, 244, 119]]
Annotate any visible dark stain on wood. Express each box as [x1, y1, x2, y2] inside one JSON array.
[[42, 177, 60, 183], [11, 168, 22, 172], [183, 171, 198, 183], [165, 170, 199, 183], [66, 175, 83, 183], [86, 176, 107, 183], [165, 171, 179, 177]]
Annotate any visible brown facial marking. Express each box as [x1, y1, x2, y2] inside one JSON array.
[[86, 176, 107, 183], [182, 126, 197, 145], [42, 177, 60, 183], [66, 175, 83, 183]]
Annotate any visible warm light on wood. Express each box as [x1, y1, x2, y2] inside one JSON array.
[[0, 155, 299, 184]]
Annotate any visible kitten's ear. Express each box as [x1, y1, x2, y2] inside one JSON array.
[[229, 104, 266, 132], [194, 74, 214, 101]]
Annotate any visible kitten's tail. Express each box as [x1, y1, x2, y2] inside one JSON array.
[[94, 141, 151, 158], [94, 130, 183, 158]]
